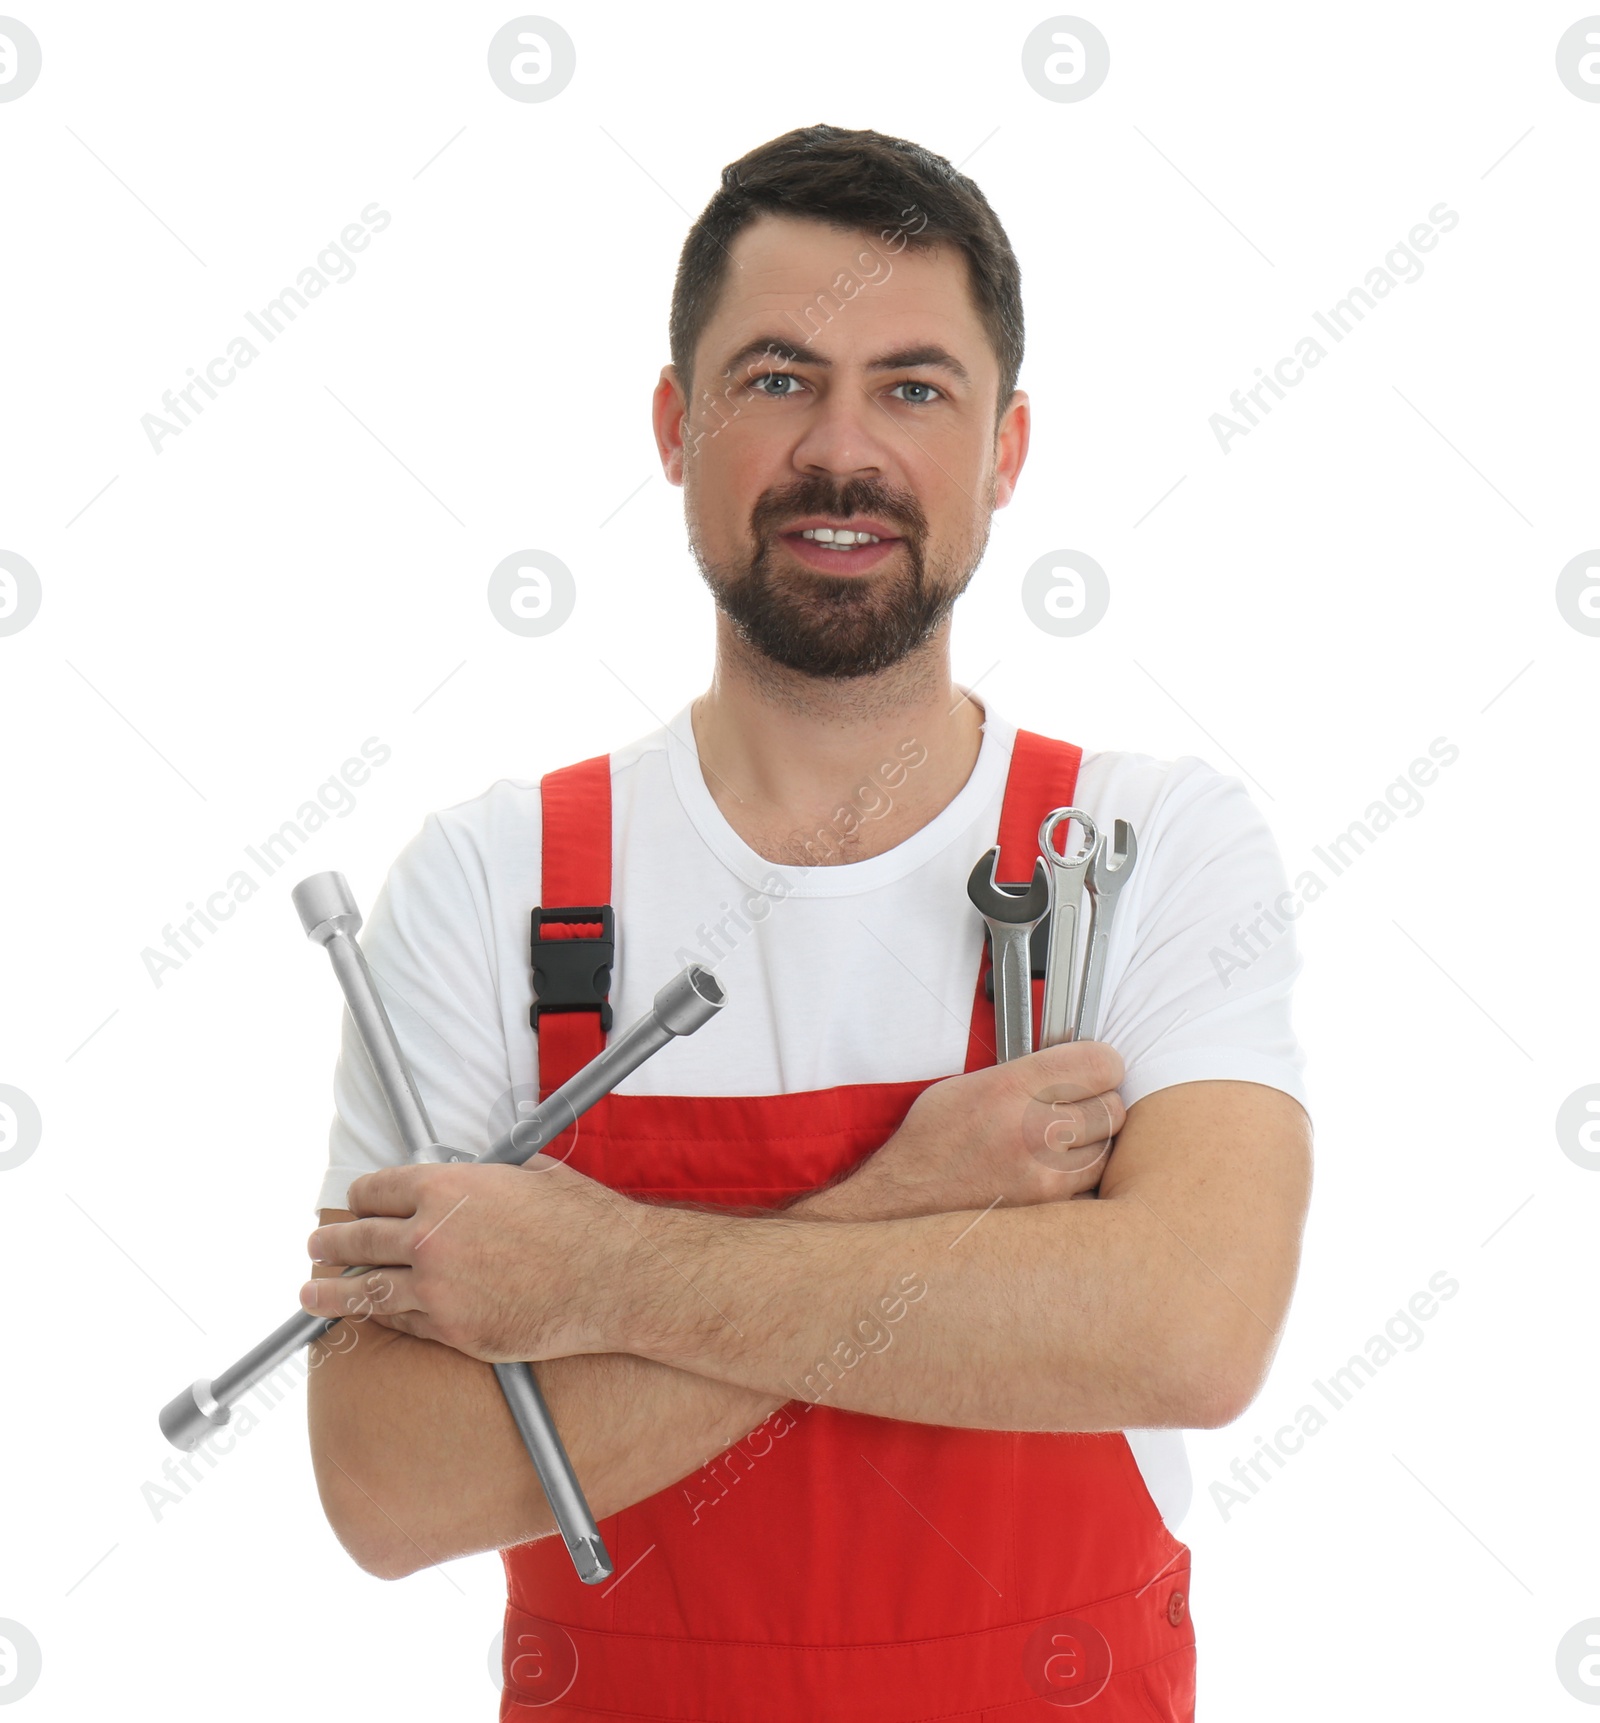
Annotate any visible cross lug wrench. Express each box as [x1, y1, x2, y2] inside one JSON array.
[[157, 871, 725, 1587]]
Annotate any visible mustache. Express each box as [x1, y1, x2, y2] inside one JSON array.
[[750, 489, 927, 542]]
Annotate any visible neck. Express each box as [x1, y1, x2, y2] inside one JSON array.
[[689, 617, 985, 866]]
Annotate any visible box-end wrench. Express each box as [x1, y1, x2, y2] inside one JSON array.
[[1038, 808, 1099, 1048], [1073, 819, 1138, 1043], [966, 849, 1052, 1062]]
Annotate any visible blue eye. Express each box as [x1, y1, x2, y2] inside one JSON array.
[[746, 373, 945, 404]]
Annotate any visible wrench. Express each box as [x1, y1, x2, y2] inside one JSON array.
[[1037, 807, 1100, 1048], [966, 848, 1052, 1062], [1073, 818, 1138, 1044], [157, 872, 725, 1586]]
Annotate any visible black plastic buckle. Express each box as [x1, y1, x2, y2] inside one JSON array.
[[529, 904, 615, 1031]]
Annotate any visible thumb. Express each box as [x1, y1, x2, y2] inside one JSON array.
[[1015, 1037, 1125, 1104]]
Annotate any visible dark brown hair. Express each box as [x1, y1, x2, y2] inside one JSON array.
[[669, 123, 1024, 431]]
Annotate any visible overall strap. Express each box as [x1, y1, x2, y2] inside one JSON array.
[[962, 729, 1084, 1072], [535, 753, 613, 1100]]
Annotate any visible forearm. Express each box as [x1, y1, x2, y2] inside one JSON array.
[[620, 1196, 1243, 1433], [307, 1181, 864, 1579], [306, 1326, 783, 1578]]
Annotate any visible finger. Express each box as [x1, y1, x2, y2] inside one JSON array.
[[1018, 1137, 1110, 1204], [361, 1306, 449, 1347], [1021, 1038, 1126, 1101], [1044, 1091, 1125, 1149], [307, 1214, 417, 1269], [344, 1165, 430, 1218], [298, 1266, 419, 1321], [1036, 1134, 1113, 1180], [1019, 1090, 1122, 1170]]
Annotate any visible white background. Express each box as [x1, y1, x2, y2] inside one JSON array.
[[1, 2, 1596, 1717]]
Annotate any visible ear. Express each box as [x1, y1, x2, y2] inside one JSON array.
[[992, 389, 1030, 509], [654, 366, 691, 487]]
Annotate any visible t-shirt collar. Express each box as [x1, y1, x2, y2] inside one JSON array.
[[662, 693, 1015, 898]]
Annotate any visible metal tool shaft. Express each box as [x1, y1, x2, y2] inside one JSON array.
[[1038, 808, 1099, 1049], [157, 871, 724, 1589], [294, 873, 611, 1582], [989, 920, 1034, 1062], [1072, 819, 1138, 1044]]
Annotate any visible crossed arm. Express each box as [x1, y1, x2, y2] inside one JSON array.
[[303, 1045, 1311, 1580]]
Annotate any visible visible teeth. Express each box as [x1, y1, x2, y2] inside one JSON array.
[[800, 527, 881, 545]]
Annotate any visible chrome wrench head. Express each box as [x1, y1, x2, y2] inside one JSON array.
[[1037, 807, 1099, 1047], [966, 846, 1052, 924], [1074, 819, 1138, 1043], [1088, 818, 1137, 899], [966, 848, 1052, 1062]]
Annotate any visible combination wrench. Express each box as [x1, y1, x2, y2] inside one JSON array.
[[157, 870, 725, 1585], [965, 848, 1052, 1062], [1072, 818, 1138, 1043], [1037, 808, 1100, 1048]]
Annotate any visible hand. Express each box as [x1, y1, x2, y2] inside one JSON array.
[[297, 1157, 642, 1363], [803, 1041, 1126, 1221]]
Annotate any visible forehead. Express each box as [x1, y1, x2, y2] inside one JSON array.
[[702, 212, 988, 370]]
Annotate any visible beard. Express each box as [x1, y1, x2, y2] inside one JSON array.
[[689, 482, 988, 680]]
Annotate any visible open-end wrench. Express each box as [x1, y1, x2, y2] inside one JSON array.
[[157, 872, 725, 1586], [1038, 807, 1100, 1048], [966, 849, 1052, 1062], [1074, 819, 1138, 1044]]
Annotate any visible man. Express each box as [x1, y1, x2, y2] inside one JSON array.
[[300, 123, 1312, 1720]]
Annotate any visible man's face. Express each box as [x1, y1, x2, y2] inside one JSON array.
[[655, 213, 1028, 680]]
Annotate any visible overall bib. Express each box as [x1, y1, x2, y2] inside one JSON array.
[[500, 731, 1197, 1721]]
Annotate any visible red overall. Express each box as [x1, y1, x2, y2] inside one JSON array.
[[499, 732, 1196, 1721]]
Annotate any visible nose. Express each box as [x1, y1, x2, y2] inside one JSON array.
[[788, 381, 898, 479]]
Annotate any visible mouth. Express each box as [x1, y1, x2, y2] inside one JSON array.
[[777, 528, 903, 574]]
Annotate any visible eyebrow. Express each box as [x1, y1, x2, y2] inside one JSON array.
[[717, 336, 972, 388]]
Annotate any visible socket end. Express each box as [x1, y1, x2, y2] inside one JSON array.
[[653, 965, 725, 1037], [292, 873, 362, 945], [159, 1379, 230, 1452]]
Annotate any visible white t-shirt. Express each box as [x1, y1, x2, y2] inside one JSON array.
[[316, 700, 1311, 1534]]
